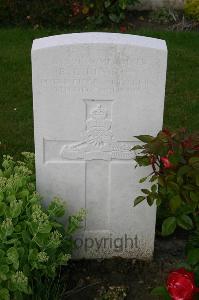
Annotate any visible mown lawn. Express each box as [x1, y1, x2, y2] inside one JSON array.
[[0, 27, 198, 158]]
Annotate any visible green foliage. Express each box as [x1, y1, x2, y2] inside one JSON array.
[[151, 286, 171, 300], [80, 0, 139, 25], [0, 0, 73, 27], [0, 153, 85, 299], [133, 129, 199, 236], [184, 0, 199, 22], [0, 0, 139, 27]]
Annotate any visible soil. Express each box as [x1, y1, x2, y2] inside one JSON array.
[[62, 233, 188, 299]]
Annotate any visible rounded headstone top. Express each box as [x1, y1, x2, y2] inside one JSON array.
[[32, 32, 167, 52]]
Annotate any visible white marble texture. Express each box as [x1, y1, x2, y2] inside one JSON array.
[[32, 32, 167, 259]]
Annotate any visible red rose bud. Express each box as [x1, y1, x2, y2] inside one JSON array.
[[193, 144, 199, 151], [160, 156, 173, 169], [182, 138, 193, 149], [120, 25, 127, 33], [72, 2, 81, 16], [168, 150, 174, 156], [162, 128, 171, 136], [167, 268, 199, 300]]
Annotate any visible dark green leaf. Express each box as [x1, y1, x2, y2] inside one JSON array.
[[189, 157, 199, 165], [162, 217, 176, 236], [135, 135, 154, 143], [187, 248, 199, 265], [177, 165, 190, 177], [141, 189, 150, 195], [190, 191, 198, 203], [139, 177, 147, 183], [177, 215, 193, 230], [131, 145, 143, 151], [169, 195, 182, 213], [151, 286, 170, 299], [134, 196, 145, 206], [151, 184, 157, 193], [167, 182, 179, 193], [147, 195, 154, 206]]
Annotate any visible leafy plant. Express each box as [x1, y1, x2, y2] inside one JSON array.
[[0, 153, 85, 299], [184, 0, 199, 22], [133, 129, 199, 236], [82, 0, 139, 25]]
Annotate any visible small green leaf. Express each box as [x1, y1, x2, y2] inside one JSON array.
[[189, 157, 199, 165], [109, 13, 120, 23], [169, 195, 182, 213], [177, 165, 190, 177], [167, 182, 179, 193], [135, 135, 154, 143], [149, 175, 158, 182], [147, 195, 154, 206], [139, 177, 147, 183], [190, 191, 198, 203], [141, 189, 150, 195], [151, 286, 170, 299], [0, 288, 10, 300], [177, 215, 193, 230], [131, 145, 143, 151], [104, 0, 111, 8], [134, 196, 145, 206], [162, 217, 177, 236], [7, 247, 19, 270], [0, 202, 6, 216], [151, 184, 157, 193], [187, 248, 199, 266]]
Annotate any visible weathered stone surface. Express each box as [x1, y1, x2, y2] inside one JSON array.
[[32, 32, 167, 259]]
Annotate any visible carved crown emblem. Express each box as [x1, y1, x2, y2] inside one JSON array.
[[91, 105, 107, 119]]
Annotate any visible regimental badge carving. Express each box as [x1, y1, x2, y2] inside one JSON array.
[[61, 101, 133, 161]]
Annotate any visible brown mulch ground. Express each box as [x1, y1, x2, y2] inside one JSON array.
[[62, 234, 187, 299]]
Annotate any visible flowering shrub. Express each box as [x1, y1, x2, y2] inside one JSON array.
[[133, 129, 199, 299], [0, 153, 85, 299], [0, 0, 139, 27], [133, 129, 199, 236], [82, 0, 139, 25]]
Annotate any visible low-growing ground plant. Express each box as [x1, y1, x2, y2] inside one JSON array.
[[0, 153, 85, 300]]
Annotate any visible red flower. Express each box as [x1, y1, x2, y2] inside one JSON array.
[[119, 25, 127, 33], [182, 138, 193, 149], [71, 1, 81, 16], [160, 157, 173, 169], [193, 145, 199, 151], [162, 128, 171, 136], [168, 150, 174, 156], [167, 268, 199, 300]]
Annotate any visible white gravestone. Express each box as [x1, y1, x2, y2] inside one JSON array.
[[32, 32, 167, 259]]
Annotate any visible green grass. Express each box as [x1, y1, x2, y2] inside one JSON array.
[[0, 27, 198, 158]]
